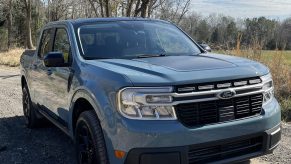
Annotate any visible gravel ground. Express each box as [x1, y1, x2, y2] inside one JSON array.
[[0, 66, 289, 164], [0, 66, 76, 164]]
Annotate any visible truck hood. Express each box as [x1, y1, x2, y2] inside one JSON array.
[[86, 53, 269, 86]]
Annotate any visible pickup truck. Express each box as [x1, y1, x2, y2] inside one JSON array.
[[20, 17, 281, 164]]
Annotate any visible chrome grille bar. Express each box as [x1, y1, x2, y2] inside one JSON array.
[[134, 83, 263, 106]]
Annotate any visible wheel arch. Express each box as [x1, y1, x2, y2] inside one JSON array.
[[69, 88, 105, 136], [69, 88, 117, 164]]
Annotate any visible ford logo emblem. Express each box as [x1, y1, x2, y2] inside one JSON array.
[[217, 89, 236, 99]]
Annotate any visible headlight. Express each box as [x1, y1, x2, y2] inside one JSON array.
[[261, 73, 274, 105], [117, 87, 177, 120]]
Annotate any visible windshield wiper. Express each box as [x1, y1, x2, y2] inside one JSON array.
[[136, 53, 167, 58]]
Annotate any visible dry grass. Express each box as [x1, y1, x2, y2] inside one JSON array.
[[0, 48, 24, 67], [218, 49, 291, 121]]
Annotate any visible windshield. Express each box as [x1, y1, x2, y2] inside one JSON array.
[[77, 21, 202, 59]]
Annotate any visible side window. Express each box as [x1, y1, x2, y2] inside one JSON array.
[[53, 28, 71, 63], [38, 29, 53, 58]]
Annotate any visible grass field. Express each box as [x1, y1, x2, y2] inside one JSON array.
[[215, 50, 291, 66], [261, 50, 291, 66]]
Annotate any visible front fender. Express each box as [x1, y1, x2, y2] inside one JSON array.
[[69, 86, 123, 164], [69, 87, 106, 134]]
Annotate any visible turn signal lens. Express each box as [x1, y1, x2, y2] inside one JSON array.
[[115, 150, 126, 159]]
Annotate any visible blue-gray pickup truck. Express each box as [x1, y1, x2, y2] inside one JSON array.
[[20, 17, 281, 164]]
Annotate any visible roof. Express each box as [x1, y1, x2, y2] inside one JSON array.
[[46, 17, 170, 27]]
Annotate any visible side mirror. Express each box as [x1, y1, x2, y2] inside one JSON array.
[[200, 44, 212, 52], [43, 52, 66, 67]]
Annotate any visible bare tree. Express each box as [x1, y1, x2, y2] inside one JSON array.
[[6, 0, 12, 49], [158, 0, 191, 24], [140, 0, 149, 17], [23, 0, 34, 49], [87, 0, 111, 17], [133, 0, 140, 16], [47, 0, 72, 21], [88, 0, 99, 17], [147, 0, 159, 18], [0, 0, 13, 50], [126, 0, 134, 17], [176, 0, 190, 24], [104, 0, 110, 17]]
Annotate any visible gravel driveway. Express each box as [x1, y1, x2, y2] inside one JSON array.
[[0, 66, 289, 164], [0, 66, 76, 164]]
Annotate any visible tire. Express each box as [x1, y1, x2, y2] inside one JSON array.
[[22, 85, 40, 128], [75, 110, 109, 164]]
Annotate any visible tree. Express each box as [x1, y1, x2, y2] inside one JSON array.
[[6, 0, 12, 49], [195, 20, 210, 43], [244, 17, 277, 50], [126, 0, 134, 16], [157, 0, 191, 24], [0, 0, 13, 50], [22, 0, 33, 49]]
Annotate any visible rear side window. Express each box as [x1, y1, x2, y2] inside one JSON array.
[[53, 28, 71, 63], [38, 29, 53, 58]]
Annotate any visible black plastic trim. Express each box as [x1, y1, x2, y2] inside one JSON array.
[[125, 124, 281, 164]]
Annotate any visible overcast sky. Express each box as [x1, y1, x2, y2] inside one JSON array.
[[191, 0, 291, 20]]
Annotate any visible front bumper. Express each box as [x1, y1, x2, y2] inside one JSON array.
[[125, 124, 281, 164], [104, 98, 281, 164]]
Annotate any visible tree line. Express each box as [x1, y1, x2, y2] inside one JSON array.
[[180, 14, 291, 51], [0, 0, 290, 51]]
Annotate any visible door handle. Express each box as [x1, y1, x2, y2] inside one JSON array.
[[46, 69, 53, 76]]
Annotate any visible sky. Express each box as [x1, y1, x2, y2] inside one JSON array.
[[191, 0, 291, 20]]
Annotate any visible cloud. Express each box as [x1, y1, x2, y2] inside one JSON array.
[[190, 0, 291, 19]]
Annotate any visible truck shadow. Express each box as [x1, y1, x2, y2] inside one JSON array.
[[0, 116, 77, 164]]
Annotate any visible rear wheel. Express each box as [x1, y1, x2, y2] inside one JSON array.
[[22, 85, 40, 128], [75, 111, 109, 164]]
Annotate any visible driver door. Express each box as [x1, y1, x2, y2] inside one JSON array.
[[44, 27, 73, 125]]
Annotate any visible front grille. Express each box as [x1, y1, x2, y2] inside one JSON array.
[[176, 77, 262, 93], [175, 94, 263, 127], [188, 136, 263, 163]]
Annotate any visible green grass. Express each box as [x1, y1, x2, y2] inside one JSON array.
[[214, 50, 291, 66], [260, 50, 291, 66]]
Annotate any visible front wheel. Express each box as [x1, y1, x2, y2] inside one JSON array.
[[75, 111, 109, 164]]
